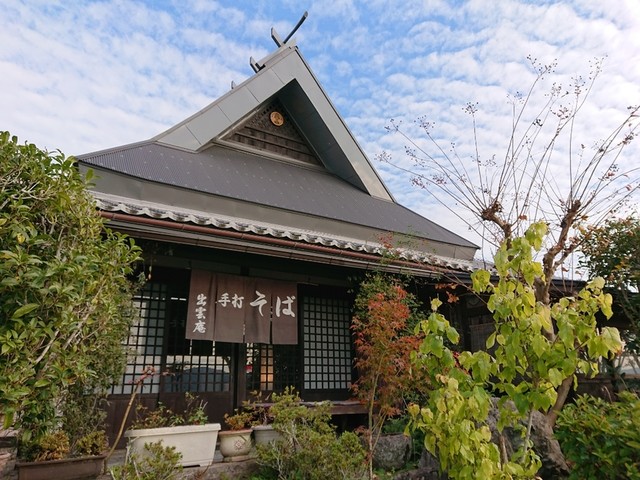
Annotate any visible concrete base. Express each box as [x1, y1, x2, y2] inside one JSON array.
[[100, 449, 261, 480], [222, 453, 253, 463]]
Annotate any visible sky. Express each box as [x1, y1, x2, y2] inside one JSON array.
[[2, 0, 639, 262]]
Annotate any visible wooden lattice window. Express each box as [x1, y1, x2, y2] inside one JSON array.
[[111, 276, 232, 394], [302, 295, 352, 391], [246, 343, 300, 392], [164, 289, 231, 393], [111, 282, 167, 395]]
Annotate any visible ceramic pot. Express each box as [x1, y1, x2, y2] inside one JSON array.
[[124, 423, 221, 467], [16, 454, 106, 480], [252, 425, 282, 446], [218, 429, 252, 460]]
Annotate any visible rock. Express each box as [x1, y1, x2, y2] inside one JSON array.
[[390, 450, 445, 480], [418, 449, 440, 472], [372, 433, 411, 471], [523, 410, 570, 480], [486, 399, 570, 480]]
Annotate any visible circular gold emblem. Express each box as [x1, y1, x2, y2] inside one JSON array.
[[270, 111, 284, 126]]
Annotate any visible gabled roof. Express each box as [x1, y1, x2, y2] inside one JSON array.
[[152, 44, 393, 201], [77, 43, 479, 272]]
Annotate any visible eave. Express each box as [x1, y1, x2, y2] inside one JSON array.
[[94, 194, 479, 278]]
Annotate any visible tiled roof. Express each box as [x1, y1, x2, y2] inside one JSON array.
[[79, 142, 477, 254], [95, 192, 479, 273]]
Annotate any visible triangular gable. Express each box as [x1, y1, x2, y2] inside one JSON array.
[[153, 44, 394, 202]]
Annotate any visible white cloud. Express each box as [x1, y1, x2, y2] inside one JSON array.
[[1, 0, 638, 260]]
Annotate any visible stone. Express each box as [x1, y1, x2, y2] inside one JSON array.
[[485, 399, 570, 480], [390, 450, 445, 480], [372, 433, 411, 471]]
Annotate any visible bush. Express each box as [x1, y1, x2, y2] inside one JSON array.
[[27, 431, 70, 462], [131, 392, 208, 429], [75, 430, 108, 457], [0, 132, 141, 441], [255, 387, 367, 480], [556, 392, 640, 479], [110, 441, 182, 480]]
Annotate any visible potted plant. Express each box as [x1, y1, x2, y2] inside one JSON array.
[[15, 385, 113, 480], [218, 409, 254, 461], [15, 430, 107, 480], [244, 391, 281, 447], [123, 392, 220, 468]]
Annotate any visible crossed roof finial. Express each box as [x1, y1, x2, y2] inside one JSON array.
[[271, 11, 308, 47], [250, 11, 308, 73]]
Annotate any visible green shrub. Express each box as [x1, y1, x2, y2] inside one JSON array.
[[0, 132, 141, 441], [110, 441, 182, 480], [556, 392, 640, 479], [255, 387, 367, 480], [25, 430, 71, 461], [131, 392, 208, 428], [75, 430, 108, 456]]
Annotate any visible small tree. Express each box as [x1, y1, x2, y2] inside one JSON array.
[[579, 216, 640, 351], [351, 272, 426, 479], [0, 132, 141, 441], [409, 222, 622, 479], [381, 57, 639, 422]]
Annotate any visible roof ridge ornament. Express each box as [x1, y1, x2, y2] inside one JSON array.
[[272, 11, 308, 47], [250, 11, 308, 73]]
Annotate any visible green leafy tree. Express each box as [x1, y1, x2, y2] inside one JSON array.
[[381, 58, 639, 422], [409, 222, 622, 479], [579, 216, 640, 352], [0, 132, 141, 441]]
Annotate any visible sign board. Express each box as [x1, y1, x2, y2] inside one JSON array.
[[186, 271, 297, 344]]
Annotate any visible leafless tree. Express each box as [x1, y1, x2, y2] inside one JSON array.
[[380, 56, 640, 424]]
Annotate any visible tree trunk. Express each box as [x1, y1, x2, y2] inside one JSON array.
[[546, 376, 573, 427]]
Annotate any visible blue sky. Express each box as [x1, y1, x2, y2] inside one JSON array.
[[2, 1, 639, 259]]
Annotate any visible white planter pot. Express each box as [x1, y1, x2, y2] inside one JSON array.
[[218, 429, 253, 460], [124, 423, 221, 467], [252, 425, 282, 446]]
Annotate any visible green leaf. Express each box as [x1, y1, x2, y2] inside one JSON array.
[[590, 277, 605, 290], [471, 270, 491, 293], [3, 412, 15, 430], [548, 368, 564, 387], [600, 327, 622, 355], [1, 277, 19, 287], [11, 303, 39, 319], [430, 298, 442, 311], [600, 292, 613, 318], [524, 221, 547, 250], [446, 326, 460, 344], [531, 335, 548, 357]]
